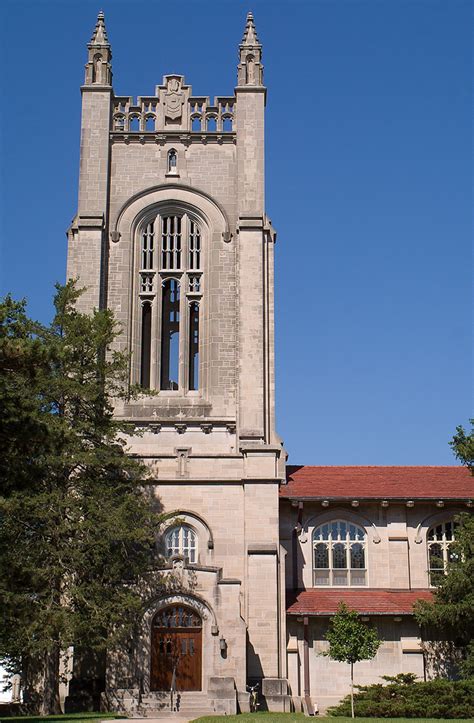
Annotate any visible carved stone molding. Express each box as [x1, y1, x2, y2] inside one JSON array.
[[200, 423, 213, 434]]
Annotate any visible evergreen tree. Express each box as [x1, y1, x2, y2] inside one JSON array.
[[0, 283, 163, 714], [323, 603, 381, 718]]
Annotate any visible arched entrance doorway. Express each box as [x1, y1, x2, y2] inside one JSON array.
[[150, 604, 202, 691]]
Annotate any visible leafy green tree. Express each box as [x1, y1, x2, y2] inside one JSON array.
[[414, 422, 474, 679], [414, 513, 474, 678], [450, 420, 474, 472], [323, 603, 381, 718], [0, 282, 163, 715]]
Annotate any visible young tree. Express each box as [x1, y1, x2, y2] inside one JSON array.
[[0, 283, 163, 715], [323, 602, 381, 718]]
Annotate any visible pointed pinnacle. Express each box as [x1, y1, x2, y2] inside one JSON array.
[[90, 10, 109, 45], [241, 10, 261, 47]]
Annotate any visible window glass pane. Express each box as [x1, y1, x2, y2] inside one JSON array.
[[338, 522, 347, 539], [333, 570, 348, 586], [142, 222, 154, 269], [333, 542, 346, 569], [313, 570, 330, 586], [350, 542, 365, 569], [161, 216, 182, 270], [189, 221, 201, 270], [189, 302, 199, 390], [429, 543, 444, 570], [350, 570, 366, 586], [160, 279, 180, 390], [140, 303, 152, 388], [314, 543, 329, 569]]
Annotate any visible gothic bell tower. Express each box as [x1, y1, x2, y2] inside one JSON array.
[[67, 10, 289, 714]]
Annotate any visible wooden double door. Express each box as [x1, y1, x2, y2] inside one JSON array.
[[150, 605, 202, 691]]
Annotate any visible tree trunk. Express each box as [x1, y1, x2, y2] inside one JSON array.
[[350, 660, 355, 718], [41, 645, 62, 716]]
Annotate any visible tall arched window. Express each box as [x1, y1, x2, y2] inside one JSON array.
[[427, 520, 457, 585], [312, 521, 367, 587], [137, 212, 203, 391], [165, 525, 197, 564]]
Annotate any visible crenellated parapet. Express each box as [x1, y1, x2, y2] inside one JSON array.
[[111, 76, 235, 138]]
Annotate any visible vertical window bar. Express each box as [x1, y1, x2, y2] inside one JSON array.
[[161, 216, 182, 270], [160, 279, 180, 390], [140, 302, 152, 388], [142, 221, 154, 269], [188, 302, 199, 391], [189, 220, 201, 270]]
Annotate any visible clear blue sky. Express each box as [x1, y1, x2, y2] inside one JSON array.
[[0, 0, 472, 465]]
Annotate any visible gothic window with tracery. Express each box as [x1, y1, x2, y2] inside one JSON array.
[[138, 212, 203, 392], [427, 520, 458, 585], [165, 525, 197, 564], [312, 521, 367, 587]]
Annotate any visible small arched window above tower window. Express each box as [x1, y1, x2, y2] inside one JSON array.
[[167, 149, 178, 174], [165, 525, 197, 564], [206, 116, 217, 132]]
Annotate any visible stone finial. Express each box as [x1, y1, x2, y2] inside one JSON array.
[[84, 10, 112, 86], [90, 10, 109, 46], [241, 11, 261, 48], [237, 11, 263, 87]]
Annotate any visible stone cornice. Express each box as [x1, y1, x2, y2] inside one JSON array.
[[110, 131, 236, 145]]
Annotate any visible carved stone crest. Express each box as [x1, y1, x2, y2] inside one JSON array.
[[164, 77, 184, 121]]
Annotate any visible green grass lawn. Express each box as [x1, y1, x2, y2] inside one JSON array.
[[193, 716, 473, 723]]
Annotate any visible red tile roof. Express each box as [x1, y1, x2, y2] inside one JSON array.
[[282, 466, 473, 500], [286, 589, 433, 616]]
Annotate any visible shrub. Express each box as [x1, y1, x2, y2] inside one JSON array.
[[327, 676, 474, 718]]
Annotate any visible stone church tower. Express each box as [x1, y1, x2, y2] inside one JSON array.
[[67, 11, 288, 715]]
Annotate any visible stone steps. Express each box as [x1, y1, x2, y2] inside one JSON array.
[[134, 691, 215, 719]]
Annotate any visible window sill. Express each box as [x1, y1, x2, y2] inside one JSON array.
[[165, 172, 180, 178]]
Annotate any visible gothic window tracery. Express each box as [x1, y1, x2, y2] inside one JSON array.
[[427, 520, 457, 585], [312, 521, 367, 587], [138, 212, 203, 392]]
